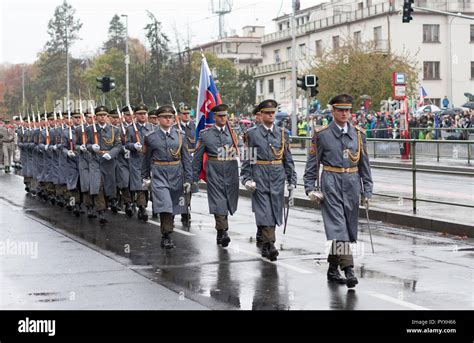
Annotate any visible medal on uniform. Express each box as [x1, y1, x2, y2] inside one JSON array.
[[343, 149, 349, 159]]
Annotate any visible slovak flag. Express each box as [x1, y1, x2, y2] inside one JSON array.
[[195, 55, 222, 181], [419, 86, 428, 106]]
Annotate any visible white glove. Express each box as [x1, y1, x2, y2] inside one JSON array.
[[288, 184, 296, 205], [92, 144, 100, 152], [80, 144, 87, 152], [123, 148, 130, 159], [44, 144, 49, 151], [244, 180, 257, 192], [67, 150, 76, 158], [134, 142, 143, 151], [102, 153, 112, 160], [308, 191, 324, 204], [362, 195, 371, 207], [184, 182, 191, 194], [53, 144, 58, 151], [142, 178, 151, 190]]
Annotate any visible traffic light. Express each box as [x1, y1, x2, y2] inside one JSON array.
[[304, 75, 316, 87], [96, 76, 116, 93], [402, 0, 414, 23], [296, 76, 307, 91], [310, 76, 319, 97]]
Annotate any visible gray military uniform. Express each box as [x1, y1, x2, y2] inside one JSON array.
[[240, 124, 297, 242], [192, 125, 240, 228], [141, 126, 193, 232], [303, 121, 373, 243]]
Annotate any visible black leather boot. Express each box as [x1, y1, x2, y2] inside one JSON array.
[[161, 233, 175, 249], [73, 204, 81, 217], [256, 226, 263, 245], [138, 206, 148, 222], [110, 199, 118, 214], [125, 203, 133, 217], [216, 230, 231, 247], [327, 264, 347, 284], [261, 242, 279, 261], [99, 211, 108, 225], [343, 267, 359, 288]]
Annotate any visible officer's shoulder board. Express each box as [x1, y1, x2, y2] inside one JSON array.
[[354, 125, 366, 135], [314, 125, 329, 135]]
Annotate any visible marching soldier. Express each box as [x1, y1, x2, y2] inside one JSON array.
[[303, 93, 373, 288], [126, 104, 152, 222], [141, 105, 193, 249], [1, 119, 16, 173], [77, 111, 94, 217], [192, 104, 240, 247], [240, 99, 297, 261], [176, 104, 196, 226], [117, 105, 133, 216], [149, 110, 160, 130], [54, 114, 68, 207], [40, 113, 57, 204], [85, 106, 122, 224], [62, 111, 82, 216]]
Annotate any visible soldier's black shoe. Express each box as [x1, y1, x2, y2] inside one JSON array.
[[161, 233, 175, 249], [25, 186, 30, 193], [261, 242, 279, 261], [73, 204, 81, 217], [49, 196, 56, 205], [110, 199, 118, 214], [138, 206, 148, 222], [256, 227, 263, 245], [343, 267, 359, 288], [216, 230, 231, 247], [152, 213, 158, 219], [87, 207, 96, 219], [327, 264, 347, 284], [99, 211, 108, 225], [4, 166, 10, 173], [125, 203, 133, 217]]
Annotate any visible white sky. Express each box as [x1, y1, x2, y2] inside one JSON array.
[[0, 0, 324, 64]]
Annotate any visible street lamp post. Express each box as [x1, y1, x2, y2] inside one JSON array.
[[121, 14, 130, 105], [291, 0, 297, 135]]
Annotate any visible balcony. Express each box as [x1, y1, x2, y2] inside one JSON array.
[[415, 0, 474, 13], [262, 1, 394, 45], [215, 52, 263, 64], [254, 60, 292, 77]]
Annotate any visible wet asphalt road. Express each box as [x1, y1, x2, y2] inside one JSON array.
[[1, 172, 473, 310]]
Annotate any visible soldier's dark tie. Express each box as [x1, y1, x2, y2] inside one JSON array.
[[166, 132, 170, 137]]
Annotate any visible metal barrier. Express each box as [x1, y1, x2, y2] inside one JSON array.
[[289, 135, 474, 214]]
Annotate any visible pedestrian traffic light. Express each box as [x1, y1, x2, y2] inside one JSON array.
[[402, 0, 414, 23], [96, 76, 116, 93], [304, 75, 316, 88], [310, 76, 319, 97], [296, 76, 307, 91]]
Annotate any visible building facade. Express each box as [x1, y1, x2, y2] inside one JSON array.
[[255, 0, 474, 113], [193, 26, 264, 71]]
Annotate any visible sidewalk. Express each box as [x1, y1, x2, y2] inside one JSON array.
[[0, 198, 208, 310]]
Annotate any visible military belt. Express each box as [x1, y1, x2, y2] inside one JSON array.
[[153, 160, 181, 166], [323, 166, 358, 173], [98, 150, 111, 154], [208, 156, 235, 162], [255, 160, 282, 165], [187, 148, 195, 153]]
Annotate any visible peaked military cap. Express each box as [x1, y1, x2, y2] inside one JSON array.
[[134, 104, 148, 114], [121, 105, 132, 114], [148, 109, 158, 118], [109, 108, 119, 118], [256, 99, 278, 113], [211, 104, 229, 116], [71, 110, 82, 118], [4, 118, 10, 123], [179, 104, 191, 114], [95, 105, 109, 115], [156, 105, 175, 117], [328, 93, 353, 109], [47, 112, 55, 119]]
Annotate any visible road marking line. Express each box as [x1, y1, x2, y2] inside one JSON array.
[[234, 247, 313, 274], [366, 291, 429, 310]]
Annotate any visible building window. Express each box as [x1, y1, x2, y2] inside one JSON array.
[[354, 31, 362, 46], [279, 23, 283, 31], [258, 80, 263, 94], [268, 79, 274, 93], [280, 77, 286, 92], [431, 98, 441, 107], [274, 49, 281, 63], [374, 26, 382, 42], [298, 43, 306, 58], [358, 2, 363, 10], [333, 35, 340, 51], [315, 40, 323, 57], [423, 61, 440, 80], [423, 24, 440, 43], [471, 25, 474, 42], [286, 47, 292, 61], [471, 62, 474, 79]]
